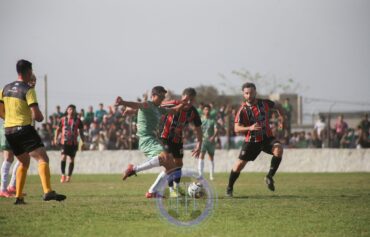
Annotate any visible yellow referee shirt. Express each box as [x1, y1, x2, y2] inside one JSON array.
[[0, 81, 38, 128]]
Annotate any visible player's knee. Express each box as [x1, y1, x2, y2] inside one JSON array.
[[272, 144, 283, 157], [234, 160, 246, 172]]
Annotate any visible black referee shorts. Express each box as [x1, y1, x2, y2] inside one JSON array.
[[238, 137, 280, 161], [5, 125, 44, 156]]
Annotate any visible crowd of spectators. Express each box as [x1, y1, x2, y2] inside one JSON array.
[[37, 101, 370, 151]]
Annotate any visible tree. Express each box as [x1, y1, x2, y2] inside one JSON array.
[[219, 68, 307, 95]]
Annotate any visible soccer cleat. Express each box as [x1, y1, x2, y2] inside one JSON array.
[[122, 164, 137, 180], [6, 186, 27, 196], [14, 198, 26, 205], [60, 175, 66, 183], [169, 189, 179, 198], [226, 187, 233, 197], [7, 186, 16, 194], [66, 176, 71, 182], [264, 176, 275, 192], [145, 192, 164, 199], [0, 190, 13, 198], [43, 191, 67, 201]]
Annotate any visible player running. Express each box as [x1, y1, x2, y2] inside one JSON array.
[[226, 82, 285, 197]]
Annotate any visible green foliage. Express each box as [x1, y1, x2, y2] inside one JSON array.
[[219, 69, 307, 95], [0, 173, 369, 237]]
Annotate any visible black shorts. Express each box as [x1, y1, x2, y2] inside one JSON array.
[[238, 137, 280, 161], [162, 139, 184, 159], [61, 144, 78, 158], [5, 125, 44, 156]]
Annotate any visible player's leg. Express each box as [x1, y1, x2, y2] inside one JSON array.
[[198, 152, 205, 178], [145, 153, 178, 198], [66, 146, 78, 182], [226, 142, 260, 197], [208, 153, 215, 181], [208, 142, 216, 180], [167, 143, 184, 197], [30, 147, 66, 201], [0, 150, 15, 197], [5, 131, 29, 204], [198, 141, 207, 178], [262, 140, 283, 191], [60, 148, 67, 183], [8, 159, 19, 194]]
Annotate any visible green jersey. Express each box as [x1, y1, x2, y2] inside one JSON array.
[[201, 117, 216, 139], [136, 101, 168, 138]]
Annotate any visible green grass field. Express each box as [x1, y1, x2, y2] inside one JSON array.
[[0, 173, 369, 237]]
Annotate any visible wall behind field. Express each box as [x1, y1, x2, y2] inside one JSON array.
[[1, 149, 369, 175]]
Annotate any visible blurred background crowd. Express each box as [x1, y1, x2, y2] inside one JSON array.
[[38, 94, 370, 151]]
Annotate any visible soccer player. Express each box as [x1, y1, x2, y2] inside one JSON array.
[[0, 59, 66, 204], [226, 82, 285, 197], [116, 86, 189, 197], [0, 121, 19, 197], [156, 87, 202, 198], [54, 104, 85, 183], [198, 104, 218, 180], [0, 73, 37, 197]]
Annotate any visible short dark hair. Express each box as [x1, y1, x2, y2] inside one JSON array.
[[151, 86, 167, 95], [241, 82, 256, 91], [203, 104, 211, 109], [182, 87, 196, 97], [16, 59, 32, 76]]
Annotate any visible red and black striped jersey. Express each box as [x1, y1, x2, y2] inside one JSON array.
[[235, 99, 275, 142], [58, 116, 83, 145], [159, 100, 202, 144]]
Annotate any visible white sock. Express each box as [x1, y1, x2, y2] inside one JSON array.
[[198, 159, 204, 177], [1, 160, 12, 192], [148, 171, 166, 193], [9, 161, 19, 188], [134, 156, 160, 173], [210, 160, 214, 178]]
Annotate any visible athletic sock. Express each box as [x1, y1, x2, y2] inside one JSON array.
[[38, 162, 52, 194], [9, 161, 20, 188], [198, 159, 204, 177], [227, 170, 240, 189], [168, 168, 181, 188], [210, 160, 214, 178], [61, 160, 66, 175], [16, 165, 28, 198], [148, 171, 166, 193], [68, 162, 74, 176], [135, 156, 160, 173], [1, 160, 12, 191], [267, 156, 282, 178]]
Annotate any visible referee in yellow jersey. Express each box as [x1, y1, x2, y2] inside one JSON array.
[[0, 59, 66, 204]]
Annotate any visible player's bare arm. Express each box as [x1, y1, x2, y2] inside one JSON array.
[[192, 126, 203, 158], [30, 105, 44, 122], [234, 122, 262, 134], [273, 103, 285, 130], [0, 103, 5, 119], [115, 96, 145, 110]]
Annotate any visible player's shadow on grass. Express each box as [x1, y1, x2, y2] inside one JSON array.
[[220, 195, 308, 200]]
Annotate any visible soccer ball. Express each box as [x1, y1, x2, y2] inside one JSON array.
[[187, 182, 204, 198]]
